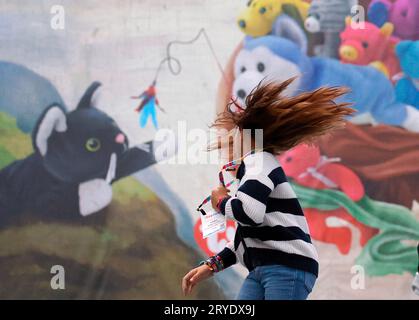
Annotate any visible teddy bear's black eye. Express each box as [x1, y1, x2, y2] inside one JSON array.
[[257, 62, 265, 72], [240, 66, 247, 73], [247, 0, 252, 7], [259, 7, 267, 14], [401, 10, 408, 17], [362, 42, 369, 48], [86, 138, 101, 152], [286, 156, 292, 162]]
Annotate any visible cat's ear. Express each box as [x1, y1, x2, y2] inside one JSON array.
[[76, 81, 102, 109], [32, 104, 67, 156]]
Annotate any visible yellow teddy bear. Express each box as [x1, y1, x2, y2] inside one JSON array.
[[237, 0, 310, 37]]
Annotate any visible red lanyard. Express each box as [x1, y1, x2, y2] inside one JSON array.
[[196, 165, 238, 216], [196, 150, 256, 215]]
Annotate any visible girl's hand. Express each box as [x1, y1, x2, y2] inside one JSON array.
[[182, 264, 213, 296], [211, 186, 230, 211]]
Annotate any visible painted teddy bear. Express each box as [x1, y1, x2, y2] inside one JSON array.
[[278, 144, 378, 254], [368, 0, 419, 41], [232, 35, 419, 132], [394, 41, 419, 109], [237, 0, 309, 53], [339, 19, 401, 79], [304, 0, 358, 58], [237, 0, 309, 37]]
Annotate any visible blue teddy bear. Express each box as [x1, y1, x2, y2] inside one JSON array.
[[395, 41, 419, 110], [232, 35, 419, 132]]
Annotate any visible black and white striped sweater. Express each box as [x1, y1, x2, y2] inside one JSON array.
[[217, 151, 319, 277]]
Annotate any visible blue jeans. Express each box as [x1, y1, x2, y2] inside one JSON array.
[[237, 265, 316, 300]]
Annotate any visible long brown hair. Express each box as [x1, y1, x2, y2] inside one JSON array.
[[211, 78, 355, 154]]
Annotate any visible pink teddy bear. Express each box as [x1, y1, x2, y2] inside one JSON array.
[[340, 19, 401, 79], [368, 0, 419, 41]]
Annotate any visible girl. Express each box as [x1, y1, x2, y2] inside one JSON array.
[[182, 78, 354, 300]]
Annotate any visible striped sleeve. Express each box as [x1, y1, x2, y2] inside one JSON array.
[[216, 241, 237, 269], [219, 163, 286, 227]]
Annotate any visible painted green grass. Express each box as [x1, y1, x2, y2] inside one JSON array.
[[0, 112, 32, 165], [112, 176, 157, 203]]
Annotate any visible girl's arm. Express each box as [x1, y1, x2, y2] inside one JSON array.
[[182, 241, 237, 296], [216, 167, 285, 226], [215, 241, 237, 270]]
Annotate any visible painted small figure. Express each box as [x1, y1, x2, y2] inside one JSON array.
[[131, 80, 165, 129]]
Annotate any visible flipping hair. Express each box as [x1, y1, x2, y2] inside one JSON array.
[[211, 77, 355, 154]]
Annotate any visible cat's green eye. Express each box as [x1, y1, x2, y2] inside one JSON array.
[[85, 138, 101, 152]]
